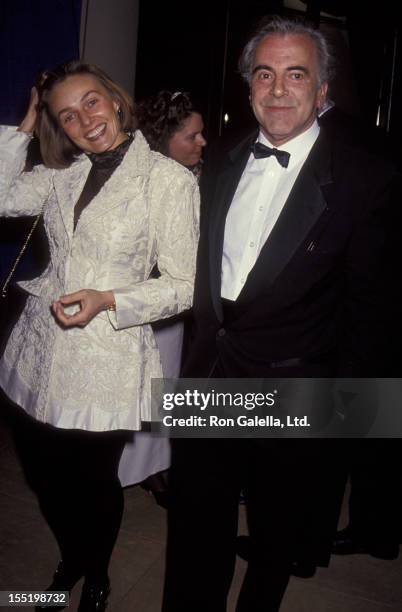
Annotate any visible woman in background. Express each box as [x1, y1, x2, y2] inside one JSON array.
[[137, 90, 206, 178], [118, 91, 206, 501]]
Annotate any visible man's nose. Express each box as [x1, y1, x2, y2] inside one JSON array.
[[197, 134, 207, 146], [270, 76, 288, 98]]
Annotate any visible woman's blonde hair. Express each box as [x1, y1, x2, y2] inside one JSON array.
[[36, 60, 136, 169]]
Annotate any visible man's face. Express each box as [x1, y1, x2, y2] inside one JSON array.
[[250, 33, 328, 146]]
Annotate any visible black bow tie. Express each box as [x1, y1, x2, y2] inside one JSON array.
[[251, 142, 290, 168]]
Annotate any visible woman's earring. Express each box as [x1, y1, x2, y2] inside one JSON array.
[[117, 107, 123, 122]]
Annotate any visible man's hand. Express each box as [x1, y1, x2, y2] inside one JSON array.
[[52, 289, 115, 328]]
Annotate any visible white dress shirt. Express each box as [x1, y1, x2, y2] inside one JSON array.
[[221, 121, 320, 300]]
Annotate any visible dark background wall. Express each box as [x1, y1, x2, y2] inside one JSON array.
[[135, 0, 402, 149], [2, 1, 402, 142], [0, 0, 81, 282], [0, 0, 81, 125]]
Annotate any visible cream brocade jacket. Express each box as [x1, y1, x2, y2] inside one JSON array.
[[0, 127, 199, 431]]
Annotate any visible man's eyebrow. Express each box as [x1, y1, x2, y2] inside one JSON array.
[[252, 64, 273, 74], [287, 65, 309, 73], [58, 90, 99, 117], [252, 64, 309, 74]]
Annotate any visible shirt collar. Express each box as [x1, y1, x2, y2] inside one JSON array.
[[257, 120, 320, 170]]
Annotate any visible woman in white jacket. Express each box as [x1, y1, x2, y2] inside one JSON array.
[[0, 61, 199, 611]]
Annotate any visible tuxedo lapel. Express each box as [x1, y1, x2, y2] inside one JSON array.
[[239, 133, 334, 304], [233, 131, 334, 307], [206, 129, 334, 314], [208, 134, 255, 319]]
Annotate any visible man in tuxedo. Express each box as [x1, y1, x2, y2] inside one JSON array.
[[162, 16, 399, 612]]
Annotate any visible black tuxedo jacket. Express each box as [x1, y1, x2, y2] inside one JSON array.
[[183, 127, 400, 379]]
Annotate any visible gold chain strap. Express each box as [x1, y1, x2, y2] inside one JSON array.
[[1, 208, 44, 298]]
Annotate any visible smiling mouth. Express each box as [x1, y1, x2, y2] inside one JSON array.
[[265, 106, 294, 111], [86, 124, 107, 140]]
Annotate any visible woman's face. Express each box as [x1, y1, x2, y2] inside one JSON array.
[[48, 73, 126, 154], [167, 112, 206, 167]]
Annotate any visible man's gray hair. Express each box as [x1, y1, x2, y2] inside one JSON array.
[[239, 15, 335, 87]]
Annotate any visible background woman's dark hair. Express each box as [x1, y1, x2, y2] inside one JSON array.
[[36, 60, 136, 169], [136, 90, 200, 155]]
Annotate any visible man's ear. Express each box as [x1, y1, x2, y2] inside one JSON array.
[[317, 82, 328, 110]]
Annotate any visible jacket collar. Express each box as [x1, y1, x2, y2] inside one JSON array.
[[52, 130, 153, 240]]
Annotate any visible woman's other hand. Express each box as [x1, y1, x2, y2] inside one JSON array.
[[18, 87, 39, 134], [52, 289, 115, 328]]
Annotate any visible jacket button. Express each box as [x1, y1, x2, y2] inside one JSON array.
[[217, 328, 226, 337]]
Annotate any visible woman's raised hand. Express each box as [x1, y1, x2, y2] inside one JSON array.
[[18, 87, 39, 134], [52, 289, 115, 328]]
